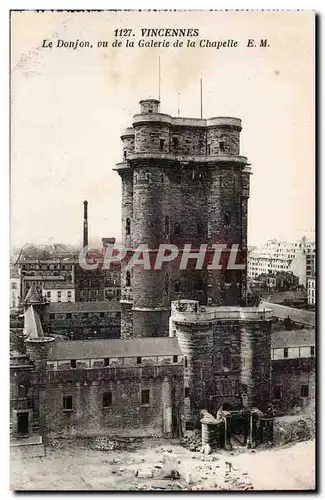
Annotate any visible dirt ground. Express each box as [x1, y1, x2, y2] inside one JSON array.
[[10, 438, 315, 491]]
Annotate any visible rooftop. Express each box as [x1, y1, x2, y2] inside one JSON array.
[[170, 300, 272, 322], [48, 337, 182, 360], [260, 301, 315, 327], [43, 300, 121, 314], [271, 329, 315, 348], [24, 275, 66, 281]]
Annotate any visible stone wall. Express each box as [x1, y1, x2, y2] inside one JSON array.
[[272, 358, 315, 414], [174, 316, 272, 426], [42, 364, 183, 437]]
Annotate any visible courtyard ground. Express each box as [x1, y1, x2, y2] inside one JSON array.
[[10, 437, 315, 491]]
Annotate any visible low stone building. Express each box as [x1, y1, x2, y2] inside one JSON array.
[[271, 329, 315, 414], [40, 300, 121, 340], [10, 299, 315, 449]]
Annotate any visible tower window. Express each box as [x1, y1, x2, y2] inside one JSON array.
[[222, 349, 231, 369], [70, 359, 76, 369], [126, 218, 131, 235], [174, 223, 181, 235], [301, 385, 309, 398], [146, 173, 150, 182], [104, 358, 110, 366], [224, 211, 231, 226], [126, 271, 131, 288], [207, 144, 211, 155], [173, 355, 178, 363], [197, 223, 204, 238], [161, 174, 164, 182], [219, 141, 225, 153], [123, 149, 127, 159], [194, 276, 204, 291], [172, 137, 179, 149], [103, 392, 112, 407], [310, 346, 315, 356], [160, 139, 165, 151], [165, 274, 169, 295], [185, 387, 190, 398], [18, 384, 28, 398], [219, 176, 222, 187], [63, 396, 73, 410], [134, 174, 137, 184], [184, 356, 188, 368], [165, 216, 170, 236], [141, 389, 150, 405], [283, 347, 288, 358], [137, 357, 142, 365], [174, 281, 180, 293], [273, 385, 282, 400]]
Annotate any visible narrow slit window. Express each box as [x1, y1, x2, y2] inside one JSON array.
[[63, 396, 73, 410], [141, 389, 150, 405], [103, 392, 112, 407]]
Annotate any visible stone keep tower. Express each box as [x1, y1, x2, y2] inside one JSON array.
[[115, 98, 251, 339]]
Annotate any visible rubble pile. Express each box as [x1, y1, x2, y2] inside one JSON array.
[[90, 436, 143, 452], [180, 435, 202, 452]]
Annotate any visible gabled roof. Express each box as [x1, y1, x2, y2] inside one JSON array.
[[23, 305, 44, 339], [24, 284, 42, 304], [271, 329, 315, 348], [48, 337, 182, 361], [260, 301, 315, 327]]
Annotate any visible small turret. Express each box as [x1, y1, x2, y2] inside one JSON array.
[[139, 98, 160, 114]]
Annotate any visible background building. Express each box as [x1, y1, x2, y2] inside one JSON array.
[[248, 238, 315, 286], [42, 282, 75, 303], [307, 277, 316, 305]]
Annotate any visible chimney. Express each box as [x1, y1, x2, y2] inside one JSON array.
[[83, 200, 88, 248]]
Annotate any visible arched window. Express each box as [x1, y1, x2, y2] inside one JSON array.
[[224, 211, 231, 226], [219, 141, 225, 153], [174, 223, 181, 235], [126, 218, 131, 235], [123, 149, 127, 159], [222, 349, 231, 370], [125, 271, 131, 287]]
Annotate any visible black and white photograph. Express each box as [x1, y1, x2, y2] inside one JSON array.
[[9, 9, 315, 491]]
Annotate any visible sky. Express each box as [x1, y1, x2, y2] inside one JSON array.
[[10, 10, 315, 249]]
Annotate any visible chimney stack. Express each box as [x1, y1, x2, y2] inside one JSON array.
[[83, 200, 88, 248]]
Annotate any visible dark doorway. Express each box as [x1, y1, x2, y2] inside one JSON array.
[[230, 415, 249, 447], [17, 412, 29, 435]]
